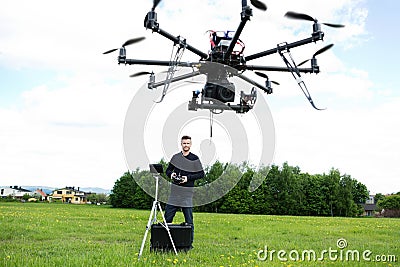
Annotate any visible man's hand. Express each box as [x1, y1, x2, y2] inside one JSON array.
[[180, 176, 188, 184]]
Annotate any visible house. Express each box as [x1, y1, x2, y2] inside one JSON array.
[[361, 195, 377, 216], [33, 189, 48, 201], [50, 186, 87, 204], [0, 186, 33, 199]]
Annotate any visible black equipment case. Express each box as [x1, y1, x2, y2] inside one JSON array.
[[150, 223, 192, 251]]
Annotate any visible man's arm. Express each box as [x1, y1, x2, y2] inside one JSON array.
[[187, 154, 205, 181], [165, 162, 175, 178], [187, 169, 205, 182]]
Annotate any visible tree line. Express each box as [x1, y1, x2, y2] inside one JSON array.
[[109, 161, 383, 217]]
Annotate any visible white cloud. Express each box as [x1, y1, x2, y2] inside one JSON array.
[[0, 74, 133, 189], [271, 96, 400, 194]]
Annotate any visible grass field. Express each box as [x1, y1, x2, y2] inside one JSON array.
[[0, 202, 399, 267]]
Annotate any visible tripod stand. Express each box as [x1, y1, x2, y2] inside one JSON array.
[[138, 167, 177, 259]]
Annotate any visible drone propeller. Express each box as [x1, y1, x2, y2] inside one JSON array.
[[285, 11, 345, 28], [298, 43, 334, 66], [103, 48, 118, 55], [250, 0, 267, 11], [129, 71, 153, 78], [152, 0, 162, 11], [123, 37, 145, 47], [130, 69, 170, 78], [254, 71, 280, 85], [185, 80, 204, 84], [102, 37, 145, 55]]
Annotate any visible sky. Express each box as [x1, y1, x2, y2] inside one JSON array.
[[0, 0, 399, 194]]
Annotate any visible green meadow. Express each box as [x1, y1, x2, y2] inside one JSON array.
[[0, 202, 398, 267]]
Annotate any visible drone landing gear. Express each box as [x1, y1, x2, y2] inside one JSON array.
[[277, 43, 325, 110]]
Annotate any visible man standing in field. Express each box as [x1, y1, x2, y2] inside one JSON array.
[[165, 135, 205, 249]]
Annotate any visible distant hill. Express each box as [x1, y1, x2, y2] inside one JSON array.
[[79, 187, 111, 194], [25, 186, 55, 195], [0, 186, 111, 195]]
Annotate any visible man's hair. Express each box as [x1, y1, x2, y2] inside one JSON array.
[[181, 135, 191, 141]]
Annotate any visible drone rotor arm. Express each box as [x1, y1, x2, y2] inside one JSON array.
[[224, 5, 253, 59], [120, 58, 200, 68], [158, 28, 208, 59], [246, 65, 313, 73], [144, 18, 208, 60], [245, 36, 323, 62]]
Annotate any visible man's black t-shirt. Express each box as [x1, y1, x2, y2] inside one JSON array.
[[166, 152, 205, 187]]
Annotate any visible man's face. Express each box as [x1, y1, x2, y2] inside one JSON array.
[[181, 139, 192, 152]]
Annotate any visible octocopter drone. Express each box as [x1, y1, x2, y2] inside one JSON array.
[[104, 0, 344, 113]]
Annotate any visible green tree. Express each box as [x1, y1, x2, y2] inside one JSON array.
[[352, 181, 369, 204], [87, 193, 97, 203], [22, 193, 31, 201], [320, 169, 340, 216], [377, 195, 400, 217], [87, 193, 109, 204], [248, 165, 271, 214], [260, 164, 281, 214], [218, 163, 254, 214], [110, 161, 370, 217], [374, 193, 385, 204], [109, 170, 152, 209], [378, 195, 400, 209], [337, 174, 357, 217], [96, 193, 109, 203], [281, 163, 302, 215], [195, 160, 227, 213], [300, 174, 328, 216]]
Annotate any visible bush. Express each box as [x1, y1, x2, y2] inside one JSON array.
[[0, 196, 18, 202]]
